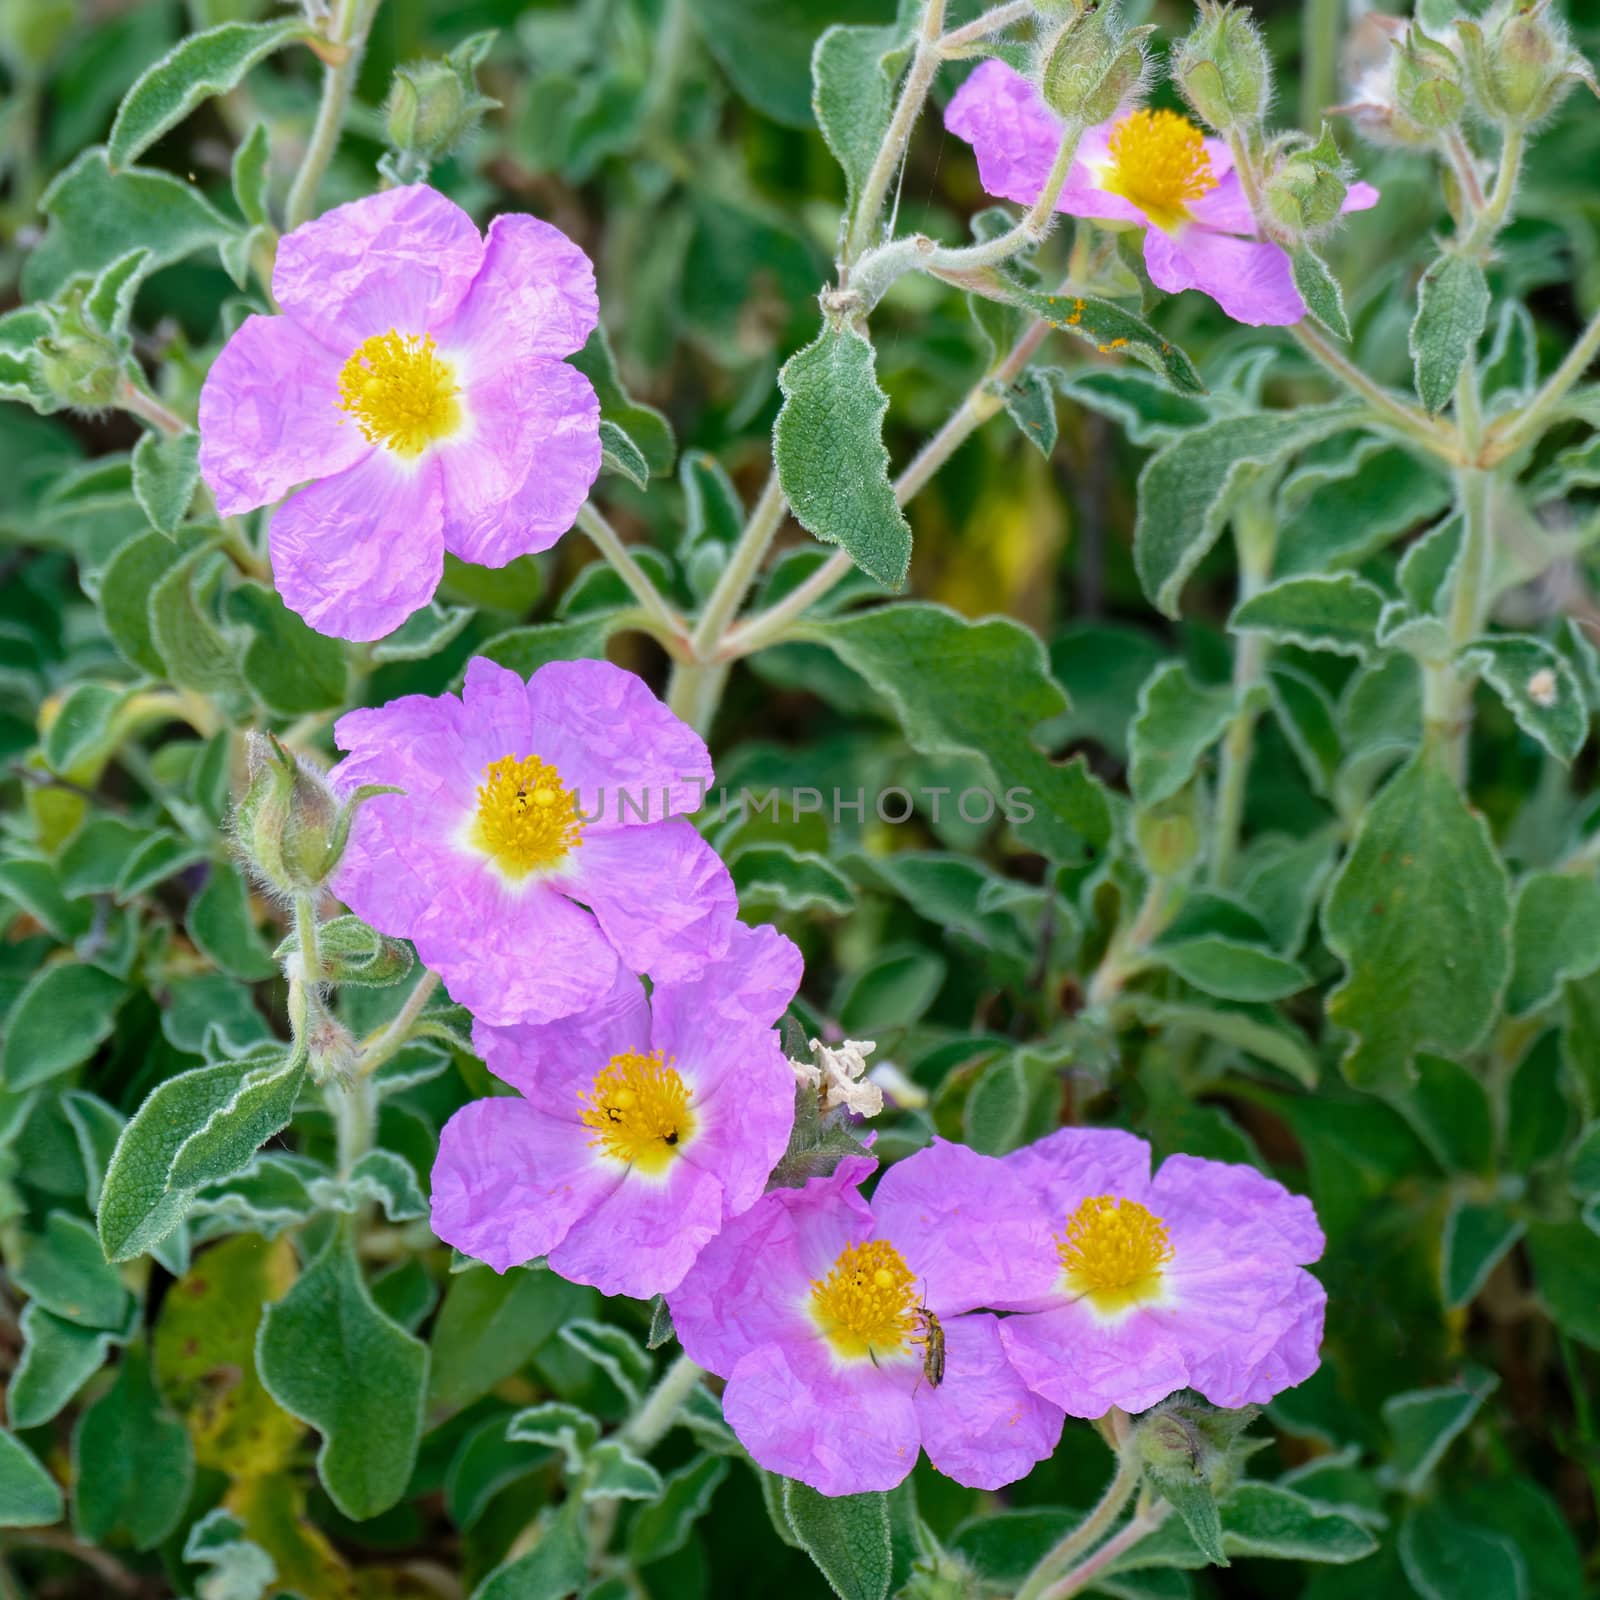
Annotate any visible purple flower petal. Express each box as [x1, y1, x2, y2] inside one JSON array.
[[999, 1300, 1191, 1418], [273, 184, 483, 351], [722, 1341, 921, 1496], [268, 451, 444, 640], [198, 313, 370, 517], [547, 1156, 726, 1298], [678, 1027, 796, 1219], [437, 359, 600, 568], [914, 1314, 1064, 1489], [1143, 226, 1307, 326], [1174, 1268, 1327, 1409], [439, 212, 599, 369], [431, 1096, 620, 1273], [1150, 1154, 1324, 1266], [566, 817, 736, 984], [649, 920, 803, 1047]]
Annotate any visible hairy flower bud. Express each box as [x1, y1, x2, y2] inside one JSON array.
[[235, 732, 341, 895], [1457, 0, 1598, 126], [1260, 124, 1350, 239], [1393, 21, 1466, 130], [1035, 3, 1154, 126], [1172, 1, 1272, 133], [36, 328, 121, 412], [383, 30, 499, 176]]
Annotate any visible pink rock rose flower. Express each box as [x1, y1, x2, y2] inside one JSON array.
[[199, 184, 601, 640], [432, 921, 801, 1297], [668, 1143, 1065, 1497], [945, 60, 1378, 327], [329, 655, 734, 1026]]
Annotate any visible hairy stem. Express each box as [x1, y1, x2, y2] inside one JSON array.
[[1036, 1506, 1171, 1600], [358, 969, 442, 1078], [1443, 127, 1486, 213], [940, 0, 1031, 53], [1086, 877, 1176, 1010], [118, 377, 187, 436], [1487, 298, 1600, 463], [284, 0, 384, 231], [1460, 123, 1524, 256], [1016, 1443, 1141, 1600], [575, 501, 691, 655], [841, 0, 949, 270], [1292, 323, 1459, 460], [622, 1352, 706, 1453]]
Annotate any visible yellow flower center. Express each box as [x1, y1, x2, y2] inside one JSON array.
[[471, 754, 585, 877], [579, 1050, 695, 1175], [1057, 1194, 1174, 1314], [809, 1238, 918, 1362], [337, 329, 461, 456], [1102, 109, 1217, 231]]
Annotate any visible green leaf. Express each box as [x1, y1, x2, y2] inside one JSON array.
[[1382, 1364, 1497, 1493], [1291, 247, 1351, 340], [1411, 253, 1490, 413], [782, 1481, 892, 1600], [13, 1211, 130, 1330], [478, 614, 623, 677], [370, 600, 473, 663], [182, 1508, 277, 1600], [569, 324, 675, 478], [428, 1266, 586, 1413], [311, 1149, 428, 1222], [99, 527, 186, 674], [994, 368, 1060, 457], [597, 418, 650, 489], [964, 1051, 1029, 1155], [150, 540, 246, 697], [1506, 871, 1600, 1016], [1126, 997, 1318, 1087], [445, 1416, 550, 1531], [506, 1401, 602, 1474], [836, 946, 946, 1033], [1441, 1201, 1525, 1309], [629, 1454, 729, 1566], [811, 603, 1112, 862], [23, 149, 240, 302], [1322, 752, 1511, 1091], [1398, 1501, 1526, 1600], [775, 321, 910, 590], [164, 1050, 308, 1189], [813, 11, 916, 210], [188, 861, 278, 981], [1150, 937, 1312, 1002], [1230, 573, 1386, 659], [1117, 1484, 1377, 1571], [987, 282, 1204, 395], [73, 1341, 193, 1550], [583, 1441, 664, 1502], [1156, 1475, 1228, 1568], [130, 428, 199, 536], [730, 843, 856, 916], [1460, 634, 1588, 765], [2, 961, 128, 1090], [256, 1234, 427, 1520], [109, 20, 312, 169], [559, 1319, 653, 1405], [226, 581, 349, 716], [1527, 1220, 1600, 1349], [1128, 662, 1241, 808], [98, 1051, 303, 1261], [41, 681, 130, 774], [9, 1303, 116, 1429], [0, 1426, 65, 1528], [230, 122, 271, 227], [1133, 405, 1359, 617], [471, 1500, 589, 1600]]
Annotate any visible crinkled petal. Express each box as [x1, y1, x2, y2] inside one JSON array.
[[669, 1158, 877, 1373], [871, 1138, 1055, 1316], [410, 875, 621, 1026], [431, 1096, 619, 1273], [522, 659, 715, 823], [547, 1156, 725, 1297], [332, 686, 475, 814], [1177, 1268, 1326, 1409], [723, 1340, 921, 1496], [1150, 1154, 1324, 1267], [439, 212, 599, 368], [1144, 226, 1306, 326], [273, 184, 483, 350], [437, 360, 599, 567], [268, 451, 444, 641], [198, 314, 371, 516], [999, 1302, 1189, 1418], [472, 965, 651, 1098], [914, 1314, 1064, 1489], [650, 921, 803, 1046], [678, 1027, 796, 1220], [565, 818, 736, 983], [1004, 1126, 1154, 1210], [457, 655, 536, 770]]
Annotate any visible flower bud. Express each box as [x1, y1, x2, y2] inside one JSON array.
[[1260, 124, 1350, 239], [1457, 0, 1598, 126], [900, 1552, 980, 1600], [1393, 21, 1466, 130], [1172, 1, 1272, 134], [1036, 4, 1154, 126], [384, 30, 498, 171], [235, 732, 341, 895], [36, 328, 121, 413]]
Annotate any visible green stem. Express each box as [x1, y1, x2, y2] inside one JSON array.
[[1292, 323, 1459, 461], [331, 1071, 377, 1177], [575, 501, 691, 655], [1487, 298, 1600, 463], [1299, 0, 1342, 131], [622, 1352, 705, 1453], [293, 891, 321, 983], [940, 0, 1031, 53], [358, 969, 442, 1078], [284, 0, 383, 231], [1015, 1442, 1141, 1600], [1034, 1505, 1171, 1600], [841, 0, 948, 270], [690, 472, 787, 657], [1086, 877, 1176, 1010], [1442, 127, 1486, 213], [1460, 124, 1524, 256], [118, 377, 187, 436]]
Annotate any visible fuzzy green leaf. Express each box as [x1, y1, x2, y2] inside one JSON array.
[[813, 11, 916, 210], [2, 961, 128, 1090], [783, 1481, 892, 1600], [0, 1427, 65, 1528], [1507, 871, 1600, 1016], [130, 428, 199, 536], [1411, 253, 1490, 413], [1128, 662, 1242, 808], [1230, 573, 1386, 659], [1461, 634, 1589, 765]]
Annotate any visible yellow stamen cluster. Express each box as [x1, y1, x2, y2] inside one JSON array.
[[809, 1238, 918, 1361], [580, 1050, 694, 1174], [472, 754, 585, 876], [337, 329, 461, 456], [1102, 109, 1217, 231], [1057, 1194, 1174, 1311]]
